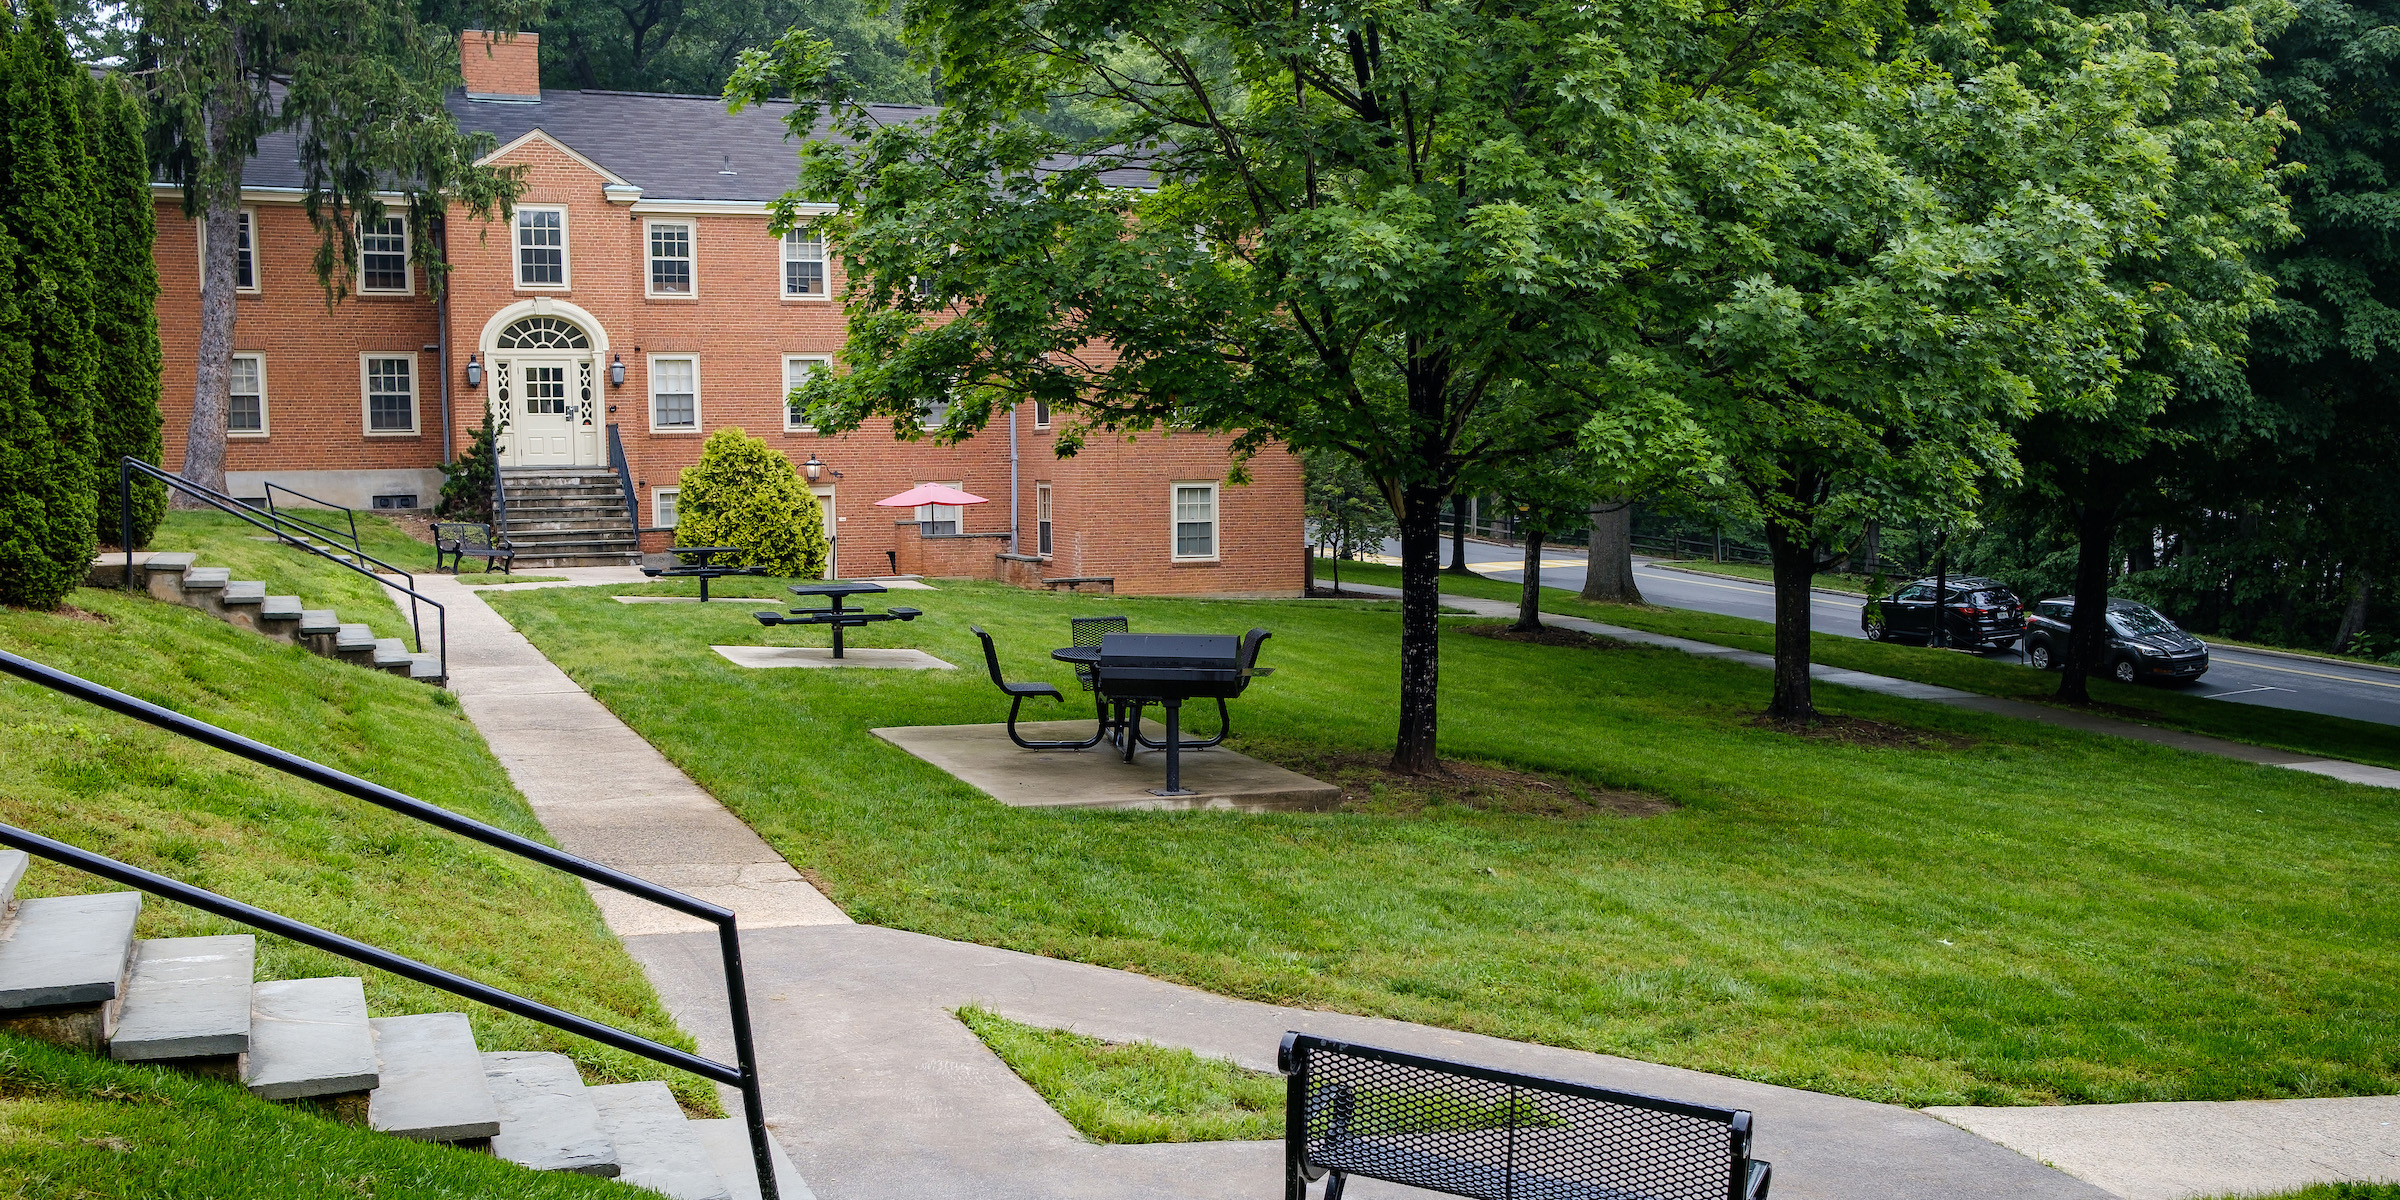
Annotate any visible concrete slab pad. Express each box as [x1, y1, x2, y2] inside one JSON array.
[[614, 595, 787, 604], [590, 1081, 733, 1200], [872, 721, 1340, 812], [246, 976, 378, 1099], [0, 892, 142, 1009], [369, 1012, 501, 1142], [484, 1050, 620, 1176], [694, 1117, 815, 1200], [111, 935, 254, 1059], [713, 645, 955, 671], [859, 577, 936, 590], [1926, 1095, 2400, 1200], [588, 862, 848, 935], [2279, 759, 2400, 789]]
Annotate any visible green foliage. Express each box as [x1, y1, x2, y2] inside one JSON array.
[[674, 426, 828, 577], [84, 76, 164, 550], [495, 0, 929, 102], [0, 0, 101, 609], [956, 1007, 1282, 1143], [1302, 447, 1395, 563], [438, 405, 504, 523]]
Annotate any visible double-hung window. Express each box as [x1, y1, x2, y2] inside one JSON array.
[[358, 215, 410, 294], [1172, 483, 1218, 561], [228, 354, 267, 435], [362, 355, 418, 434], [651, 356, 698, 430], [782, 227, 825, 297], [517, 207, 567, 287], [783, 355, 829, 431], [653, 488, 680, 529], [647, 221, 693, 296], [1036, 483, 1053, 557], [201, 209, 260, 292], [916, 481, 961, 536], [1034, 398, 1051, 429]]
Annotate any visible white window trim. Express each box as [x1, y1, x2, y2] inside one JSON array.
[[228, 352, 268, 437], [1036, 482, 1053, 559], [652, 487, 680, 529], [648, 354, 701, 433], [780, 226, 829, 302], [514, 204, 571, 291], [356, 213, 413, 296], [359, 352, 421, 437], [198, 208, 262, 294], [1170, 481, 1220, 562], [783, 355, 830, 432], [643, 218, 697, 300], [1033, 398, 1050, 429], [916, 480, 962, 533]]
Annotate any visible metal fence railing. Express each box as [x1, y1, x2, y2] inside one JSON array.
[[261, 482, 366, 563]]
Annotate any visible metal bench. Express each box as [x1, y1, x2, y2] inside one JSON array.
[[1280, 1032, 1771, 1200], [431, 522, 516, 575], [1041, 575, 1114, 592]]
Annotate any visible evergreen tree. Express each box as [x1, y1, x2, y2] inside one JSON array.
[[86, 76, 164, 549], [0, 0, 102, 609]]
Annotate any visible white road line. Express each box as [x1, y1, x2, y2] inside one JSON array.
[[2213, 659, 2400, 690]]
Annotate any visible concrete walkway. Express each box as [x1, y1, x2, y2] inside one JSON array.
[[407, 575, 2397, 1200], [1345, 583, 2400, 791]]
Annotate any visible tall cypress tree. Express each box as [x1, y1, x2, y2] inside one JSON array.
[[85, 76, 164, 549], [0, 0, 101, 608]]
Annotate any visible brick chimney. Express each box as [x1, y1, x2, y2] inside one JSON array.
[[460, 31, 540, 100]]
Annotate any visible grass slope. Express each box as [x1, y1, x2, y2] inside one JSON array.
[[0, 586, 709, 1111], [130, 511, 440, 642], [956, 1007, 1281, 1143], [491, 580, 2400, 1108], [1330, 560, 2400, 771], [0, 1033, 633, 1199]]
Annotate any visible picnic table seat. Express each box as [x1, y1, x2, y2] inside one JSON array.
[[971, 625, 1107, 751]]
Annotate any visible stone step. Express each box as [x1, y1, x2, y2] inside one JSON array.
[[505, 515, 635, 530], [334, 624, 376, 654], [141, 552, 196, 573], [510, 556, 644, 570], [693, 1118, 812, 1200], [245, 977, 379, 1099], [299, 610, 341, 635], [181, 566, 230, 591], [0, 849, 26, 907], [261, 595, 304, 620], [368, 1013, 501, 1142], [406, 655, 444, 682], [483, 1050, 620, 1176], [499, 533, 638, 549], [503, 486, 626, 500], [222, 580, 265, 605], [371, 639, 413, 671], [0, 892, 142, 1011], [110, 935, 254, 1061], [589, 1082, 732, 1200]]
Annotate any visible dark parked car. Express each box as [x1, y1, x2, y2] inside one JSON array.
[[2023, 597, 2209, 683], [1863, 576, 2023, 651]]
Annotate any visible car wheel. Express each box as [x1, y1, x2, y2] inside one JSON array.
[[1865, 622, 1886, 642], [2111, 657, 2139, 685], [2028, 643, 2053, 671]]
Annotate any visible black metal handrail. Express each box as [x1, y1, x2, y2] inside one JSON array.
[[261, 482, 365, 562], [608, 424, 641, 531], [493, 461, 510, 541], [0, 649, 781, 1200], [118, 459, 446, 682]]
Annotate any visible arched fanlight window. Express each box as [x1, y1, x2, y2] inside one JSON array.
[[496, 315, 591, 350]]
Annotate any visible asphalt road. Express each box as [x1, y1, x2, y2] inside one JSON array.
[[1379, 537, 2400, 728]]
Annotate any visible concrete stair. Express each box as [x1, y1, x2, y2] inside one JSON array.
[[485, 1050, 621, 1176], [369, 1012, 500, 1142], [0, 872, 141, 1052], [499, 468, 640, 569], [110, 935, 253, 1062], [245, 976, 379, 1099], [85, 552, 443, 686], [593, 1082, 732, 1200]]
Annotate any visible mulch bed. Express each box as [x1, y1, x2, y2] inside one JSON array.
[[1460, 623, 1630, 650], [1747, 713, 1976, 751], [1246, 746, 1677, 818]]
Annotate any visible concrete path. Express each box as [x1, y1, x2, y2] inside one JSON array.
[[1344, 584, 2400, 791], [1927, 1097, 2400, 1200]]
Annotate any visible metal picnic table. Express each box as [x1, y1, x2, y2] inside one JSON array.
[[752, 580, 922, 658], [640, 546, 770, 602], [1050, 632, 1272, 796]]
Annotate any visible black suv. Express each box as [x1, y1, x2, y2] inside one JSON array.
[[1862, 576, 2023, 651], [2023, 597, 2209, 683]]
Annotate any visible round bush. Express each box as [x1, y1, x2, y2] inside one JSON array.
[[673, 427, 828, 578]]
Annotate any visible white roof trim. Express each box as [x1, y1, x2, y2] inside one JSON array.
[[476, 128, 634, 188], [149, 183, 412, 205], [628, 198, 834, 217]]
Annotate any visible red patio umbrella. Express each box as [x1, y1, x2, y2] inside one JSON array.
[[875, 483, 990, 508]]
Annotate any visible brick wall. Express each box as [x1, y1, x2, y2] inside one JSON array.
[[460, 31, 540, 97]]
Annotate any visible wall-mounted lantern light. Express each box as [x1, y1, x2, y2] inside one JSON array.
[[609, 355, 626, 388], [464, 354, 483, 389], [802, 454, 826, 483]]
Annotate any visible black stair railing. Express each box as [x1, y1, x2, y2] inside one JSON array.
[[117, 459, 446, 682], [493, 463, 511, 542], [0, 649, 781, 1200], [261, 482, 366, 562], [607, 424, 642, 531]]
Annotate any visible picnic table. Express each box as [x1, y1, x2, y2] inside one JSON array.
[[1051, 631, 1272, 796], [640, 546, 769, 602], [752, 579, 922, 658]]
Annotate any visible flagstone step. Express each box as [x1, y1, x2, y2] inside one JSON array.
[[368, 1013, 501, 1142], [141, 552, 196, 573], [299, 609, 340, 635], [334, 624, 377, 659], [589, 1081, 732, 1200], [181, 566, 230, 591], [222, 580, 265, 605], [110, 935, 254, 1061], [371, 638, 414, 672], [261, 595, 304, 620], [0, 893, 142, 1011], [245, 977, 379, 1099], [694, 1118, 812, 1200], [483, 1050, 620, 1176], [0, 849, 26, 907]]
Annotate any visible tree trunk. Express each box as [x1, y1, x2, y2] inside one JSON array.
[[2057, 498, 2119, 703], [180, 87, 243, 501], [2333, 574, 2373, 654], [1447, 494, 1469, 572], [1513, 529, 1545, 631], [1928, 532, 1950, 649], [1579, 499, 1643, 604], [1858, 519, 1881, 572], [1392, 482, 1443, 774], [1763, 519, 1817, 721]]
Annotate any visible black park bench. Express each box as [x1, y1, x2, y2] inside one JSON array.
[[1280, 1032, 1771, 1200], [431, 522, 516, 575]]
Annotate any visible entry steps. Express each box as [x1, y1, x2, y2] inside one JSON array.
[[0, 850, 801, 1198], [498, 467, 642, 569], [83, 551, 441, 685]]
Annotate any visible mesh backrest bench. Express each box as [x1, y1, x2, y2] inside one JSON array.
[[1280, 1033, 1771, 1200]]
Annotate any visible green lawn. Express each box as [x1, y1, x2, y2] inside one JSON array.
[[0, 586, 710, 1112], [490, 580, 2400, 1108], [1325, 559, 2400, 771], [957, 1007, 1281, 1143], [0, 1032, 633, 1199]]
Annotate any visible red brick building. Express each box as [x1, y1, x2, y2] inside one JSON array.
[[151, 31, 1302, 594]]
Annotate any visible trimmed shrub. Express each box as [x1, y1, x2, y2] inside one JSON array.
[[673, 428, 828, 578], [86, 76, 163, 548]]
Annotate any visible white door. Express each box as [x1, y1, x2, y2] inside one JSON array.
[[517, 359, 575, 466], [811, 485, 836, 578]]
